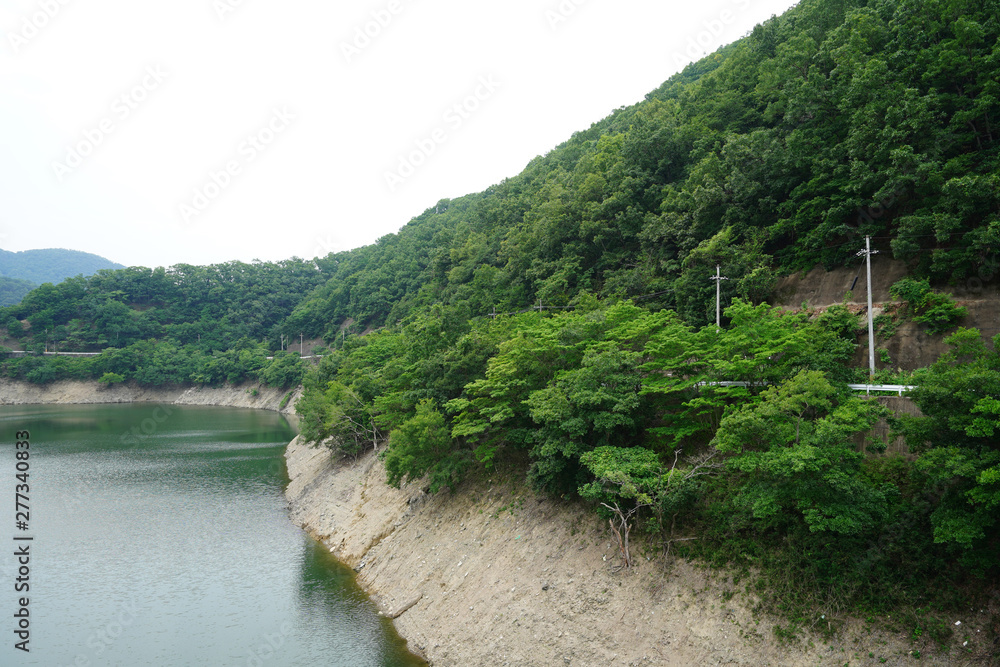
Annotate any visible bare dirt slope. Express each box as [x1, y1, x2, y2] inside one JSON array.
[[0, 379, 301, 413], [285, 440, 993, 667], [773, 257, 1000, 371]]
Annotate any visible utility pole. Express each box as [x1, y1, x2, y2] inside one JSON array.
[[856, 236, 879, 385], [710, 265, 729, 331], [300, 333, 304, 356]]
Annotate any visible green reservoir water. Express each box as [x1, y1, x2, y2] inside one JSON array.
[[0, 404, 424, 667]]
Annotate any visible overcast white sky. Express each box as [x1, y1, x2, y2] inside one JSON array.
[[1, 0, 798, 270]]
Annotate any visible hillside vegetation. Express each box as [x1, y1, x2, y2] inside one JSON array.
[[0, 276, 39, 308], [0, 259, 335, 387], [0, 247, 124, 285], [0, 248, 124, 306], [1, 0, 998, 648], [284, 0, 998, 334], [289, 0, 998, 645]]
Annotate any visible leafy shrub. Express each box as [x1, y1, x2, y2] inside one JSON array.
[[25, 363, 58, 384], [872, 313, 898, 339], [888, 278, 932, 312], [297, 380, 380, 458], [816, 303, 863, 341], [98, 372, 126, 386], [259, 352, 306, 388], [914, 292, 968, 334], [383, 399, 468, 492], [889, 278, 966, 334]]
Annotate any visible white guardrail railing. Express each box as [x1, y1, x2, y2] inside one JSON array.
[[846, 384, 916, 396], [705, 381, 915, 396], [5, 351, 103, 357]]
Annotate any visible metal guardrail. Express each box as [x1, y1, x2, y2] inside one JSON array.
[[847, 384, 916, 396], [5, 351, 102, 357], [265, 355, 324, 360], [703, 380, 915, 395]]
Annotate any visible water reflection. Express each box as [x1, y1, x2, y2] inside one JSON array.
[[0, 404, 424, 667]]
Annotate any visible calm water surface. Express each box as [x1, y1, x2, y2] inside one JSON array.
[[0, 404, 424, 667]]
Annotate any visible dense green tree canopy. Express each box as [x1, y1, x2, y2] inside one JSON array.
[[0, 259, 325, 387], [3, 0, 998, 630], [898, 329, 1000, 561], [280, 0, 998, 335]]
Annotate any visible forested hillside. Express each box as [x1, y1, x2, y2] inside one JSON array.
[[0, 248, 123, 286], [0, 259, 335, 386], [286, 0, 998, 335], [2, 0, 998, 643], [0, 248, 125, 306], [288, 0, 1000, 644], [0, 276, 38, 307]]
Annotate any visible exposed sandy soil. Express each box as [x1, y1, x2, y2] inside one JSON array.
[[0, 379, 301, 413], [285, 440, 997, 667]]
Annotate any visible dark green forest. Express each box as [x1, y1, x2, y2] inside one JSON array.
[[0, 259, 334, 387], [2, 0, 998, 647], [284, 0, 999, 335], [0, 276, 38, 308]]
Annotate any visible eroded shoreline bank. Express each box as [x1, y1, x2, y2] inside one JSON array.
[[282, 439, 977, 667], [0, 379, 301, 414], [6, 379, 984, 666]]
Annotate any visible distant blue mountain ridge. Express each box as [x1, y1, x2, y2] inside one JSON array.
[[0, 248, 124, 306]]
